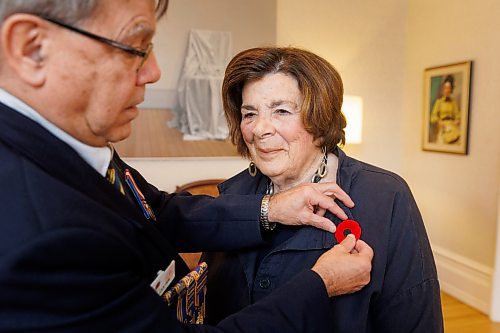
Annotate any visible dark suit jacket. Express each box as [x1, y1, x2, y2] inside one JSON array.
[[0, 103, 333, 332], [203, 148, 444, 332]]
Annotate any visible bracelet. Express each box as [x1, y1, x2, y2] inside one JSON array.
[[260, 195, 276, 232]]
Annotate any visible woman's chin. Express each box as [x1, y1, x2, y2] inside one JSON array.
[[256, 165, 283, 179]]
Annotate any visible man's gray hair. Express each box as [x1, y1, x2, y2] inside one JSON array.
[[0, 0, 169, 24], [0, 1, 98, 24]]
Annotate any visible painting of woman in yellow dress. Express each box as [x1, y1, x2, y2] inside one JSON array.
[[429, 75, 461, 144], [423, 61, 471, 154]]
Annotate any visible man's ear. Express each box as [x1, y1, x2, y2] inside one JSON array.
[[1, 14, 50, 87]]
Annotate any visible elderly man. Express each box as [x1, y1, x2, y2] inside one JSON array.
[[0, 1, 373, 332]]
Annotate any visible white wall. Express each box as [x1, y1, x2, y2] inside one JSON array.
[[491, 184, 500, 321], [403, 0, 500, 314], [403, 0, 500, 270], [124, 157, 247, 193]]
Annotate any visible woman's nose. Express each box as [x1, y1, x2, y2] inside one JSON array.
[[252, 114, 275, 138]]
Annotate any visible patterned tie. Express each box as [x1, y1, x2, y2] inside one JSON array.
[[106, 161, 125, 195]]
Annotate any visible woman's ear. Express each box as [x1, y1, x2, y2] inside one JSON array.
[[1, 14, 49, 87]]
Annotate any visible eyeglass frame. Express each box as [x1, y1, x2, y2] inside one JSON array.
[[38, 15, 153, 71]]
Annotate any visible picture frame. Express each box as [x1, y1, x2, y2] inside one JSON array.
[[422, 61, 472, 154]]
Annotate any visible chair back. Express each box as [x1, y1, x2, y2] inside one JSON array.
[[175, 178, 225, 197], [175, 179, 225, 269]]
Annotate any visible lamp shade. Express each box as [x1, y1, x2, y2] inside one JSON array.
[[342, 95, 363, 144]]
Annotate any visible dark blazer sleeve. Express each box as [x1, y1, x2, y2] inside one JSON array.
[[0, 226, 332, 333], [121, 163, 265, 253]]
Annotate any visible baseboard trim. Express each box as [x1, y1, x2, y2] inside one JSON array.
[[432, 244, 492, 314]]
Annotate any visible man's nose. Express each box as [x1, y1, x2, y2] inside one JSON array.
[[137, 52, 161, 85]]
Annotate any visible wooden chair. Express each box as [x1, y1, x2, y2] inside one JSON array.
[[175, 179, 225, 269], [175, 178, 225, 197]]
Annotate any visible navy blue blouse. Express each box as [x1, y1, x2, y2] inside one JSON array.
[[202, 148, 444, 332]]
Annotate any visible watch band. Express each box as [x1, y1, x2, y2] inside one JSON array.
[[260, 194, 276, 232]]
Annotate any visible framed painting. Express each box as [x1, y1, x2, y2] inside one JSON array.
[[422, 61, 472, 154]]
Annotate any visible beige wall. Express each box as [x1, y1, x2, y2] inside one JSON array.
[[403, 0, 500, 313], [277, 0, 407, 173], [403, 0, 500, 269]]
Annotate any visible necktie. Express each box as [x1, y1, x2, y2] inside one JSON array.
[[106, 161, 125, 195]]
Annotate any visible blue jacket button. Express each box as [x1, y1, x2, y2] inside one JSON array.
[[259, 278, 271, 289]]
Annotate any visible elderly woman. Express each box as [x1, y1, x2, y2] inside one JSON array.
[[202, 47, 443, 332]]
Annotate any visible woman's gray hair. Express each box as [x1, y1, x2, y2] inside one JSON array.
[[0, 0, 169, 24]]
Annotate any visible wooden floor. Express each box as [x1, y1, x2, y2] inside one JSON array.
[[114, 108, 238, 158], [443, 293, 500, 332]]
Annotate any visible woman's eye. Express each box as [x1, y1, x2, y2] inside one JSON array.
[[275, 109, 291, 115], [242, 112, 256, 119]]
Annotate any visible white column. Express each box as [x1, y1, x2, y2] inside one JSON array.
[[490, 182, 500, 322]]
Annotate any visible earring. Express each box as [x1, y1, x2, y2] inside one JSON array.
[[248, 161, 257, 177], [317, 158, 328, 178], [312, 147, 328, 183], [318, 146, 328, 178]]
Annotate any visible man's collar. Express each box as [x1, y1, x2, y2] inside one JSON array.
[[0, 88, 111, 176]]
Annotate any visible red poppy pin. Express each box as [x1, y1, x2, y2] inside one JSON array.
[[335, 219, 362, 243]]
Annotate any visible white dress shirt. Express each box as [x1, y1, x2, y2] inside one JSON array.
[[0, 88, 111, 177]]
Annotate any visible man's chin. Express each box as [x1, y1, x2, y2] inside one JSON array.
[[108, 126, 132, 144]]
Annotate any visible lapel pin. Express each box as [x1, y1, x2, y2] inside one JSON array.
[[335, 219, 362, 243]]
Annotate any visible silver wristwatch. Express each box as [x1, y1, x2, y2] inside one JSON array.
[[260, 195, 276, 232]]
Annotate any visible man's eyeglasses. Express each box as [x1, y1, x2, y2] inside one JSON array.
[[39, 16, 153, 71]]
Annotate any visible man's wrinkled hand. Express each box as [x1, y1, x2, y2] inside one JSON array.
[[312, 234, 373, 297], [267, 182, 354, 233]]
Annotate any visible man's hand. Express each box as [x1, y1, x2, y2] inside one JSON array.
[[312, 234, 373, 297], [267, 182, 354, 233]]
